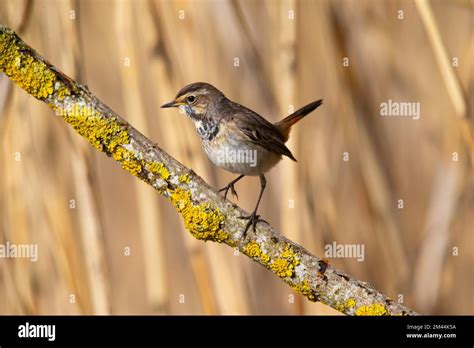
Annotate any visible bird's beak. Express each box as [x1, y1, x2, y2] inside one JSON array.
[[161, 100, 178, 108]]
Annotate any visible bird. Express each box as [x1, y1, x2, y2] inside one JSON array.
[[161, 82, 322, 236]]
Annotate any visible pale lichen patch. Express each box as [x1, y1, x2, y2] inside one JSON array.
[[295, 263, 307, 278]]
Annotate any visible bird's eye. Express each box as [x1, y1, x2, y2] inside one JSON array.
[[186, 95, 196, 104]]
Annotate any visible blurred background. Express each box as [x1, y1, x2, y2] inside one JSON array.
[[0, 0, 473, 315]]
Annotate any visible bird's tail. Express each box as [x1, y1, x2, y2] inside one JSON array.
[[274, 99, 323, 141]]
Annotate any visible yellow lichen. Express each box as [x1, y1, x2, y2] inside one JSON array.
[[107, 130, 130, 153], [355, 303, 388, 316], [169, 187, 227, 242], [335, 299, 360, 313], [269, 244, 300, 278], [56, 84, 71, 100], [56, 104, 130, 153], [0, 28, 69, 100], [260, 252, 271, 264], [281, 244, 300, 266], [346, 298, 356, 309], [55, 99, 170, 181], [243, 241, 261, 257], [227, 240, 238, 248], [334, 303, 345, 312], [243, 241, 270, 264], [270, 258, 293, 277], [121, 158, 142, 176], [54, 103, 147, 176], [112, 146, 127, 161], [290, 279, 316, 301], [147, 162, 170, 180], [110, 147, 141, 176], [178, 173, 191, 184]]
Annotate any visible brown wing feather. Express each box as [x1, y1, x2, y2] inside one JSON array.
[[226, 101, 297, 161]]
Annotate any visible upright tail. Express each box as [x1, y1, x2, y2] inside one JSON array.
[[274, 99, 323, 141]]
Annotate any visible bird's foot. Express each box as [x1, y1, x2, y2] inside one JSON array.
[[239, 211, 268, 238], [218, 182, 239, 200]]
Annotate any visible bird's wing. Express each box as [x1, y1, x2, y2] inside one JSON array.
[[229, 103, 297, 161]]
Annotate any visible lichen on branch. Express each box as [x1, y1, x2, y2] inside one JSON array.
[[0, 25, 418, 316]]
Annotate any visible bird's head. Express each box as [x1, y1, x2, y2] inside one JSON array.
[[161, 82, 225, 118]]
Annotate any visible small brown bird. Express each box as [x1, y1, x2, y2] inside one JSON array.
[[162, 82, 322, 236]]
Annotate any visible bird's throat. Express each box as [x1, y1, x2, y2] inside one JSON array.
[[179, 106, 219, 141]]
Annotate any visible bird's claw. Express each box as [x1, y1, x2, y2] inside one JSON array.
[[218, 183, 239, 200], [239, 212, 267, 237]]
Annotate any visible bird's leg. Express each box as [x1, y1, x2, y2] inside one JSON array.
[[218, 174, 245, 200], [239, 174, 268, 237]]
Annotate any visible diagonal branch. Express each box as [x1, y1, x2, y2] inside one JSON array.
[[0, 25, 417, 316]]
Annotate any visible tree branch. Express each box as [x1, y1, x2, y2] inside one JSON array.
[[0, 25, 417, 315]]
